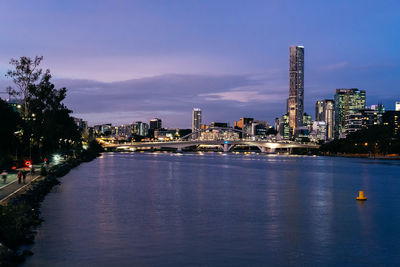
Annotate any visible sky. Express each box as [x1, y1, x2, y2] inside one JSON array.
[[0, 0, 399, 128]]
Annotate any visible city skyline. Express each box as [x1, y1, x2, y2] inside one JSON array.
[[1, 1, 400, 128]]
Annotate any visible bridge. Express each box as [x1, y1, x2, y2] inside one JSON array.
[[101, 127, 319, 153]]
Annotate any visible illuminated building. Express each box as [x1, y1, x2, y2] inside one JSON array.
[[192, 108, 202, 139], [303, 113, 312, 132], [210, 122, 229, 128], [287, 45, 304, 135], [382, 111, 400, 135], [234, 117, 253, 129], [334, 88, 366, 138], [310, 121, 327, 142], [278, 114, 290, 140], [150, 118, 162, 130], [344, 113, 363, 136], [133, 121, 149, 136], [315, 99, 334, 139]]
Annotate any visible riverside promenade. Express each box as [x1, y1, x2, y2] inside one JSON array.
[[0, 164, 52, 204]]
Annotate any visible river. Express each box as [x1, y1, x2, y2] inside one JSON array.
[[24, 152, 400, 266]]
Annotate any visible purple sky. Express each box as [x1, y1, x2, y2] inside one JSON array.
[[1, 0, 399, 128]]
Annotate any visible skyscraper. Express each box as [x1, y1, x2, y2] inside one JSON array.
[[396, 101, 400, 111], [287, 46, 304, 135], [150, 118, 162, 130], [334, 89, 366, 138], [192, 108, 202, 139], [315, 99, 335, 140]]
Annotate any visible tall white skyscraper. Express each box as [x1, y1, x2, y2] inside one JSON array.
[[396, 101, 400, 111], [192, 108, 202, 139]]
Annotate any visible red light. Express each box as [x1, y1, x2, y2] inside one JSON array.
[[11, 166, 17, 170], [25, 161, 32, 167]]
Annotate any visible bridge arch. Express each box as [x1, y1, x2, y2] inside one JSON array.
[[179, 127, 255, 140]]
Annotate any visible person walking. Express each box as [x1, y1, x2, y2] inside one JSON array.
[[17, 171, 22, 184], [1, 170, 8, 184], [22, 171, 26, 184]]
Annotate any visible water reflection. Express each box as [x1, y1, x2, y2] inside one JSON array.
[[25, 153, 400, 266]]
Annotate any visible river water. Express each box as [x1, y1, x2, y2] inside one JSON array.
[[25, 152, 400, 266]]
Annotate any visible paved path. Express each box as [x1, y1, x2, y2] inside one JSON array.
[[0, 164, 52, 204]]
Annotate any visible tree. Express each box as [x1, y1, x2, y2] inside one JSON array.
[[5, 56, 81, 161], [27, 70, 81, 156], [0, 99, 21, 168], [6, 56, 43, 117]]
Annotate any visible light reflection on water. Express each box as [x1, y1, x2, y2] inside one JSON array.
[[25, 153, 400, 266]]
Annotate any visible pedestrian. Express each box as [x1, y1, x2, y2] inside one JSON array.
[[22, 171, 26, 184], [1, 170, 8, 184], [17, 171, 22, 184]]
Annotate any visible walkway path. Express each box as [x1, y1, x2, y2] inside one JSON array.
[[0, 163, 55, 204]]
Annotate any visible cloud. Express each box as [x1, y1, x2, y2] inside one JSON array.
[[317, 61, 348, 72], [49, 72, 289, 127], [200, 88, 285, 103], [2, 70, 320, 128]]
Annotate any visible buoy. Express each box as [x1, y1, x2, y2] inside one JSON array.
[[356, 191, 367, 201]]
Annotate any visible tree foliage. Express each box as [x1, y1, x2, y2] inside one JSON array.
[[320, 125, 400, 155], [0, 99, 21, 167], [3, 56, 82, 165], [6, 56, 43, 117]]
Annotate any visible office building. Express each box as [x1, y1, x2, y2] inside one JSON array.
[[310, 121, 327, 142], [251, 121, 268, 138], [344, 113, 363, 136], [334, 88, 366, 138], [383, 111, 400, 135], [234, 117, 254, 129], [303, 113, 312, 132], [278, 114, 290, 140], [287, 45, 305, 135], [315, 99, 335, 139], [133, 121, 149, 137], [192, 108, 202, 139], [361, 104, 385, 128], [150, 118, 162, 130], [396, 101, 400, 111], [210, 122, 229, 128]]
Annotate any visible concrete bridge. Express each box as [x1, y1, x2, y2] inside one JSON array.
[[102, 140, 319, 153]]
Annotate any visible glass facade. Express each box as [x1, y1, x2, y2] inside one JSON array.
[[192, 108, 202, 139], [334, 89, 366, 138], [315, 99, 334, 140]]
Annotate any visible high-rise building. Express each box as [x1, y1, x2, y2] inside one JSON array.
[[361, 109, 382, 128], [133, 121, 149, 137], [310, 121, 327, 142], [234, 117, 254, 129], [334, 88, 366, 138], [150, 118, 162, 130], [287, 45, 304, 135], [192, 108, 202, 139], [315, 99, 335, 140], [278, 114, 290, 140], [396, 101, 400, 111], [303, 113, 312, 132], [383, 111, 400, 135]]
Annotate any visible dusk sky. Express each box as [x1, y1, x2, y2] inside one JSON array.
[[1, 0, 399, 128]]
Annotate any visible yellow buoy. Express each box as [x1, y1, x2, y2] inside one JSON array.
[[356, 191, 367, 201]]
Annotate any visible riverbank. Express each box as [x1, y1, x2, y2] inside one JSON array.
[[319, 152, 400, 160], [0, 141, 103, 266]]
